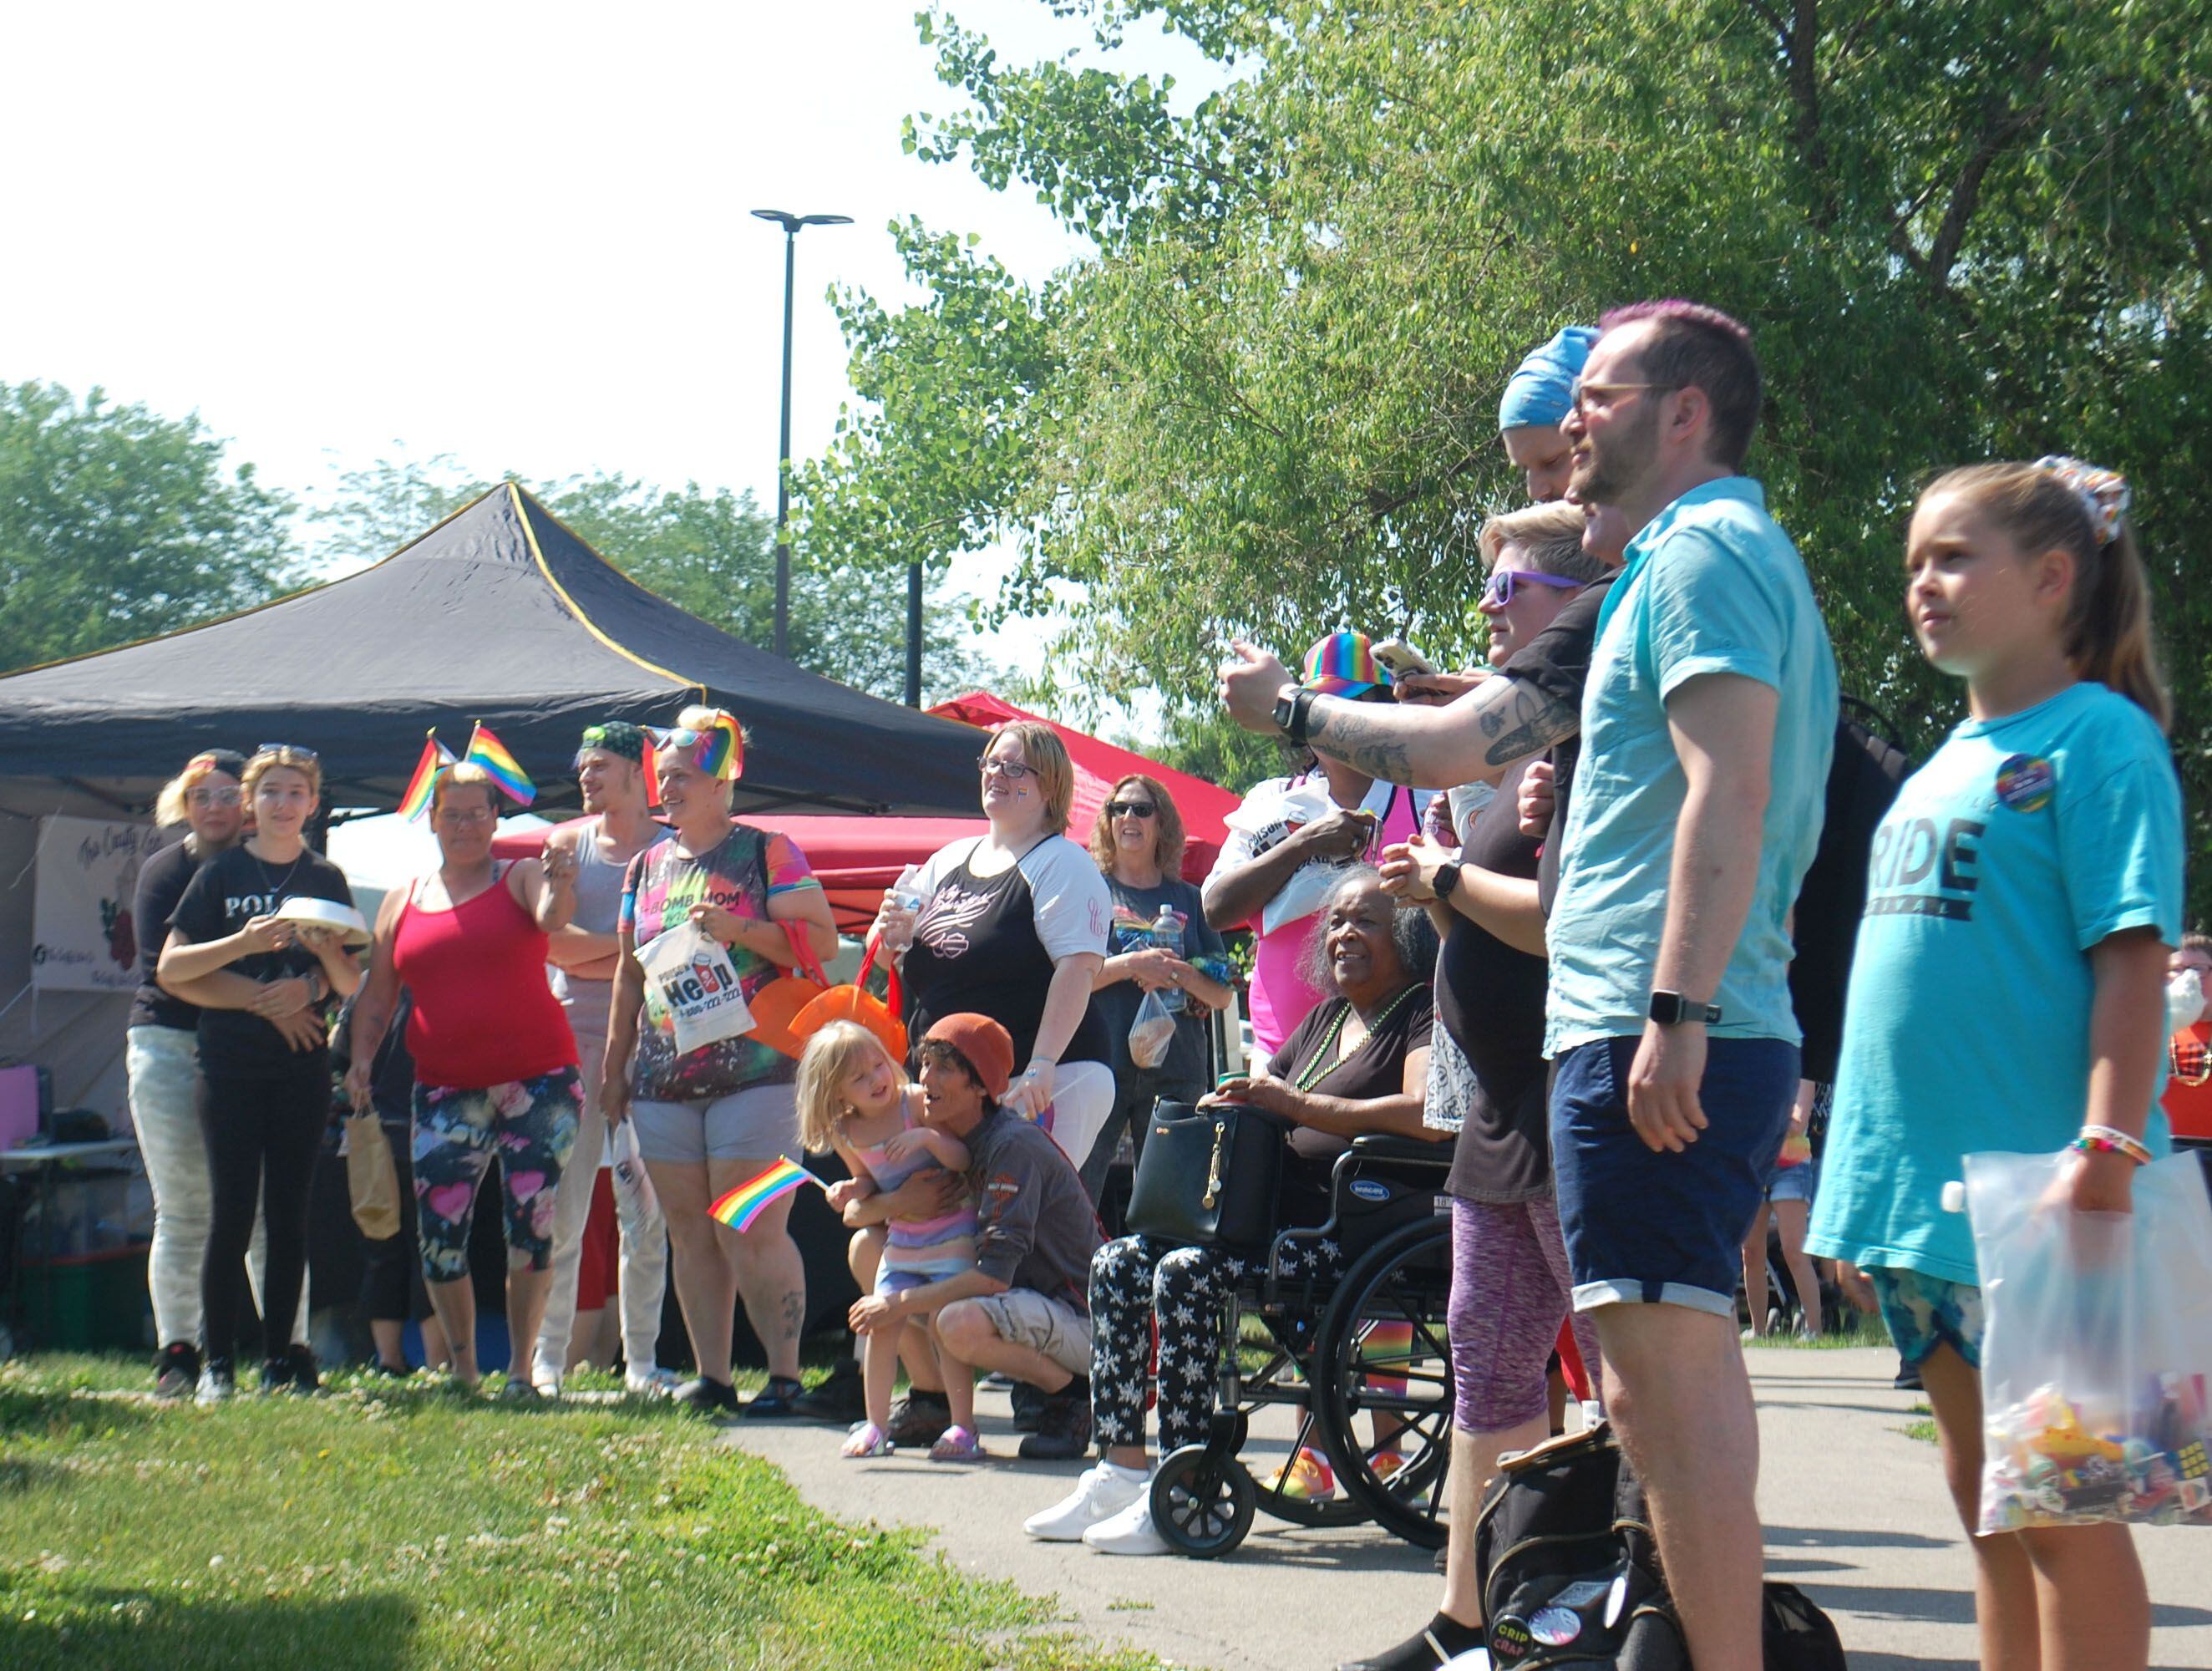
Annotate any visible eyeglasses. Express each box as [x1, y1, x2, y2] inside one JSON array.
[[187, 786, 241, 808], [977, 755, 1038, 781], [1480, 569, 1586, 609], [254, 742, 319, 761], [435, 804, 496, 825], [1566, 378, 1677, 415], [1105, 800, 1158, 820]]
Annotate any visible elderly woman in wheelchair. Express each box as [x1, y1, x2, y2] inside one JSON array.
[[1025, 867, 1448, 1558]]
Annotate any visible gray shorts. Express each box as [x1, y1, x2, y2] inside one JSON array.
[[631, 1082, 798, 1166], [971, 1288, 1093, 1378]]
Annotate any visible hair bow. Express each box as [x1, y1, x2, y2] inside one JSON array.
[[2034, 455, 2130, 546]]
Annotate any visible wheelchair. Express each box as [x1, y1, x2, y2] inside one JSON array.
[[1144, 1132, 1458, 1558]]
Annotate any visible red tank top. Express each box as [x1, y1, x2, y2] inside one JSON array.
[[392, 866, 576, 1088]]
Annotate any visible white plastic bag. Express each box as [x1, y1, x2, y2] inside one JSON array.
[[1966, 1147, 2212, 1531], [1129, 988, 1177, 1069], [635, 920, 755, 1058]]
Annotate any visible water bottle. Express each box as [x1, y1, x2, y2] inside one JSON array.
[[1152, 903, 1186, 1013], [609, 1120, 661, 1235]]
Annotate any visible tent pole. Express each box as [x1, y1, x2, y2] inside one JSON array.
[[905, 561, 923, 707]]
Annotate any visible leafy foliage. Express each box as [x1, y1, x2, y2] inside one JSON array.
[[0, 383, 300, 675], [801, 1, 2212, 895], [313, 455, 1000, 705]]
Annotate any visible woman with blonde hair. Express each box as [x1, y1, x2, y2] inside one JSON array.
[[1082, 775, 1233, 1202], [604, 706, 840, 1418], [133, 748, 311, 1398], [158, 744, 362, 1402], [873, 719, 1114, 1456]]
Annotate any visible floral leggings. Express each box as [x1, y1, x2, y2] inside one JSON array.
[[1090, 1232, 1351, 1454], [412, 1069, 581, 1282]]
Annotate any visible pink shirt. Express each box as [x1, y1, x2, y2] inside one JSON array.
[[1214, 776, 1428, 1058]]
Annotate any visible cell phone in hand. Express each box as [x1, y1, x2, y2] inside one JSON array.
[[1372, 638, 1435, 681]]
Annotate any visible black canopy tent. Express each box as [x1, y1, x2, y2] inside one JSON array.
[[0, 481, 984, 820], [0, 482, 986, 1124]]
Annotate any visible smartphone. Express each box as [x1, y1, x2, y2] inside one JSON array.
[[1372, 638, 1435, 681]]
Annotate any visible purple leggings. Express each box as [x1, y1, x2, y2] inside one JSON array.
[[1447, 1195, 1603, 1434]]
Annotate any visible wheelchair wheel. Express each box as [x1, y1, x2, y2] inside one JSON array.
[[1235, 1326, 1370, 1528], [1311, 1216, 1456, 1548], [1151, 1444, 1258, 1558]]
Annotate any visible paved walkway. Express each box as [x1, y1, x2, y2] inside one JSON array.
[[722, 1345, 2212, 1669]]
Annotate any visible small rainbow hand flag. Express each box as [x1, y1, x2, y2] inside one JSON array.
[[708, 1157, 820, 1233], [398, 733, 458, 821], [464, 722, 536, 807]]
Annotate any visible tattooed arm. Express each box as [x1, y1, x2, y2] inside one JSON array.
[[1301, 674, 1580, 789]]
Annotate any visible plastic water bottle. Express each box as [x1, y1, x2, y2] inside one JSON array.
[[609, 1120, 661, 1234], [1152, 903, 1186, 1013]]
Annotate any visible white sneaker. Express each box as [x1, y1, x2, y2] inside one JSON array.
[[1082, 1491, 1169, 1557], [1022, 1460, 1147, 1541], [626, 1365, 682, 1398]]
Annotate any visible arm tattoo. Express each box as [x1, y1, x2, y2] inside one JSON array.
[[1304, 700, 1418, 785], [1480, 680, 1580, 767]]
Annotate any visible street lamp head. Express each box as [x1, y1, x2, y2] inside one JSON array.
[[750, 208, 852, 234]]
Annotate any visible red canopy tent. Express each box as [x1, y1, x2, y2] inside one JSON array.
[[496, 693, 1240, 937]]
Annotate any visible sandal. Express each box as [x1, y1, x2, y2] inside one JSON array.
[[928, 1423, 982, 1462], [1367, 1450, 1408, 1486], [840, 1421, 894, 1458], [1271, 1446, 1337, 1501]]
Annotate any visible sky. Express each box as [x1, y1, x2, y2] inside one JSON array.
[[1, 1, 1222, 686]]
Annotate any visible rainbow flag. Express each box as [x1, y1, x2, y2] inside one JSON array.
[[398, 734, 457, 821], [708, 1157, 819, 1233], [464, 722, 536, 807]]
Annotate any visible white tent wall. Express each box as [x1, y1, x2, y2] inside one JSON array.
[[0, 783, 145, 1130]]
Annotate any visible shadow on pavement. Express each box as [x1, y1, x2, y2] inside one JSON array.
[[1843, 1653, 1976, 1671]]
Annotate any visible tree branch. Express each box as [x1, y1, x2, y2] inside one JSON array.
[[1895, 49, 2053, 293]]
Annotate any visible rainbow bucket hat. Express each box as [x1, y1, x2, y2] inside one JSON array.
[[1301, 630, 1392, 698]]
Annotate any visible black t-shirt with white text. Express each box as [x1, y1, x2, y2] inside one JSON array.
[[168, 845, 353, 1077]]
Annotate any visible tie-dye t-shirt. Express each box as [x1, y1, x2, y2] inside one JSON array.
[[620, 823, 821, 1100]]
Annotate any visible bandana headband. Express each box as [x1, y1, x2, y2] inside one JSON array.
[[2034, 455, 2129, 547]]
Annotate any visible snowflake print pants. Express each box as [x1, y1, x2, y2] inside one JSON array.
[[1088, 1232, 1348, 1454], [412, 1068, 581, 1282]]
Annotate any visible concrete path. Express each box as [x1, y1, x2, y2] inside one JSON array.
[[721, 1345, 2212, 1669]]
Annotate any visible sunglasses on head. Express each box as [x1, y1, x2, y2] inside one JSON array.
[[1480, 569, 1585, 608], [1105, 800, 1157, 819], [255, 742, 319, 761]]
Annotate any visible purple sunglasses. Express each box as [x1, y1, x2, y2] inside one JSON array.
[[1480, 569, 1585, 609]]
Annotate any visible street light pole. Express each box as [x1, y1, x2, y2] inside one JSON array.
[[750, 208, 852, 663]]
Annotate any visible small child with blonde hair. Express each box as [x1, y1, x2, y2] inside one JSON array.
[[797, 1021, 982, 1459]]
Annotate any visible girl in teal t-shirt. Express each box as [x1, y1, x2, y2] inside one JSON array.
[[1808, 458, 2180, 1671]]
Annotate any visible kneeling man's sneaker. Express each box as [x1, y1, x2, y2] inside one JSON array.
[[1023, 1460, 1148, 1541], [1082, 1491, 1169, 1557]]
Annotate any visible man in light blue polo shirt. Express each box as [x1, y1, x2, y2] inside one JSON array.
[[1546, 302, 1835, 1671]]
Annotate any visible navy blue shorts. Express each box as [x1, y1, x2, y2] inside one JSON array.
[[1550, 1035, 1798, 1318]]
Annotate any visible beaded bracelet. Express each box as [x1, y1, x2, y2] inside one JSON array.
[[2073, 1125, 2153, 1166]]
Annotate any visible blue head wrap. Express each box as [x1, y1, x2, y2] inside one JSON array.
[[1497, 324, 1601, 432]]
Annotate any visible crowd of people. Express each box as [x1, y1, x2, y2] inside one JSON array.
[[113, 297, 2206, 1671]]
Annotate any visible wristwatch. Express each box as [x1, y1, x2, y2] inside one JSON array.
[[1434, 861, 1464, 902], [1270, 683, 1317, 747], [1648, 990, 1722, 1027]]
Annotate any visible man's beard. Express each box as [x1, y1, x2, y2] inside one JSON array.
[[1572, 403, 1661, 505]]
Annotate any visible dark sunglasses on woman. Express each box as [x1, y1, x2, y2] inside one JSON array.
[[1106, 800, 1157, 819]]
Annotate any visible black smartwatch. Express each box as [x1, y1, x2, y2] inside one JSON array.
[[1434, 861, 1463, 902], [1270, 683, 1317, 747], [1648, 990, 1722, 1027]]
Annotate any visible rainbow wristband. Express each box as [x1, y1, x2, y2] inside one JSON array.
[[2073, 1125, 2153, 1166]]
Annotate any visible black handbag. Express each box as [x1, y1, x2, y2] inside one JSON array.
[[1124, 1098, 1286, 1249]]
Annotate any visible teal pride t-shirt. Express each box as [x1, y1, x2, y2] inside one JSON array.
[[1545, 477, 1838, 1055], [1807, 682, 2182, 1285]]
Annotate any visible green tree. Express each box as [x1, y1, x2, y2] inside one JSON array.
[[312, 455, 1000, 704], [803, 0, 2212, 896], [0, 381, 299, 674]]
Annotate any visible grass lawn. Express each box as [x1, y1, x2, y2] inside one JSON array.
[[0, 1355, 1156, 1671]]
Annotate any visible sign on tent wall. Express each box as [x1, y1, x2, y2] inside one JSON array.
[[31, 816, 155, 992]]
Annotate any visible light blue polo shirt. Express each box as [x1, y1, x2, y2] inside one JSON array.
[[1808, 683, 2181, 1285], [1545, 476, 1838, 1055]]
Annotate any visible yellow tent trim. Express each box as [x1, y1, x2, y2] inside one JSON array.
[[506, 481, 704, 701]]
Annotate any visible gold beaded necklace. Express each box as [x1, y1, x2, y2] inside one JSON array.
[[1292, 985, 1419, 1091]]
